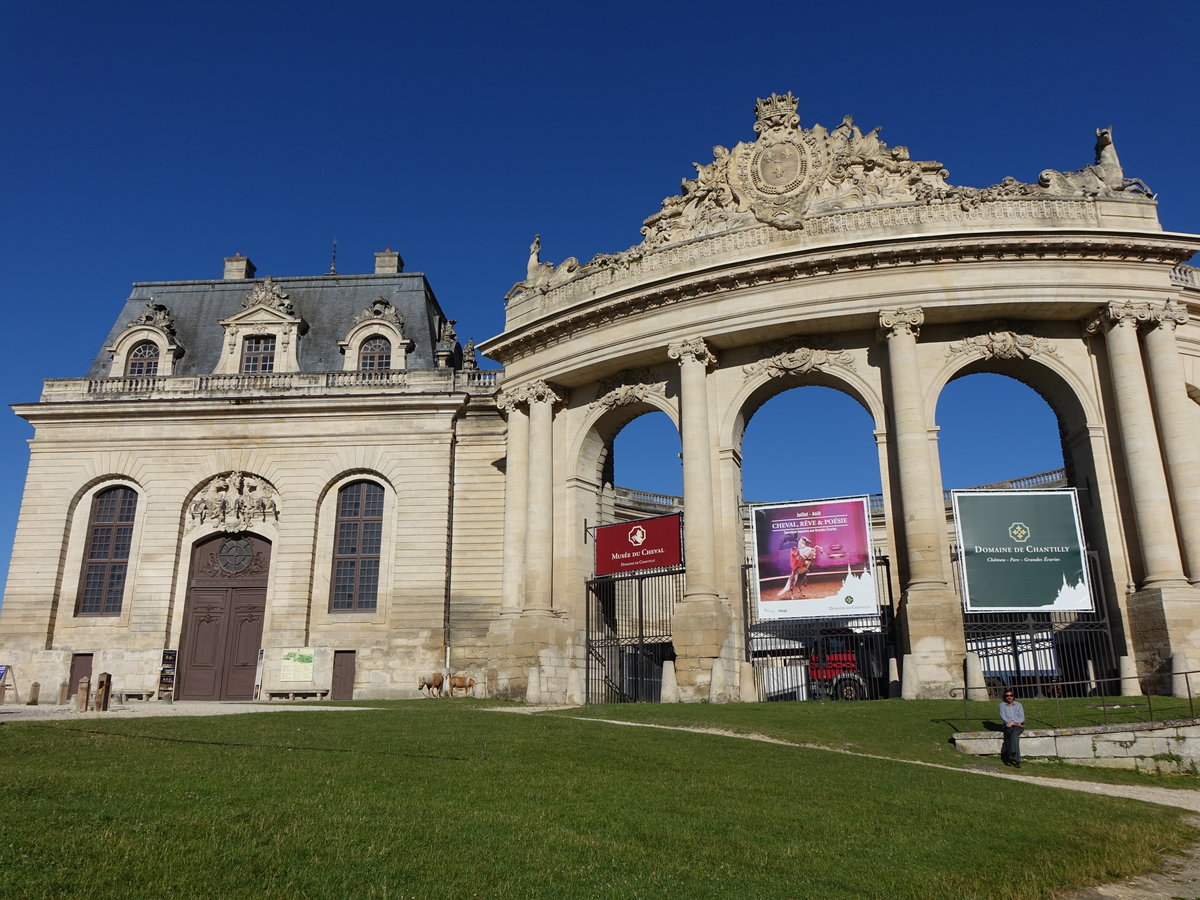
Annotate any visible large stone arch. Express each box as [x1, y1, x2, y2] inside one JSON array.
[[568, 387, 679, 499], [479, 92, 1200, 701], [721, 360, 883, 453]]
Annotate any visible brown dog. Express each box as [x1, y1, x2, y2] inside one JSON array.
[[418, 672, 445, 698], [447, 675, 476, 698]]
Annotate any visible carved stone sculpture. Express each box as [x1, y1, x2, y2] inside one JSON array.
[[189, 471, 280, 532], [353, 296, 405, 332], [743, 343, 855, 379], [592, 368, 668, 410], [507, 94, 1156, 303], [947, 323, 1061, 361], [462, 338, 478, 370], [126, 302, 177, 339], [241, 277, 293, 314]]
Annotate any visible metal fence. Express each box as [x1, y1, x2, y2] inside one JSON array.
[[585, 568, 684, 704]]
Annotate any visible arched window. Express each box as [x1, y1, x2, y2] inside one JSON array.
[[126, 341, 160, 376], [359, 336, 392, 370], [330, 481, 384, 611], [241, 335, 276, 373], [76, 486, 138, 616]]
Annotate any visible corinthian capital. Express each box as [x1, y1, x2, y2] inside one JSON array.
[[668, 338, 718, 369], [498, 379, 563, 413], [1108, 301, 1156, 326], [1152, 300, 1189, 330], [879, 307, 924, 338]]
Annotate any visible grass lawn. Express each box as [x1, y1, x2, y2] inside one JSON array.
[[0, 701, 1193, 899], [563, 698, 1200, 789]]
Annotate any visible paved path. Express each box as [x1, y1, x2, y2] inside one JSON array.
[[0, 700, 376, 723]]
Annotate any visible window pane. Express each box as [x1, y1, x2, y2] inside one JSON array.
[[241, 335, 277, 374], [330, 480, 385, 611], [127, 342, 160, 377], [360, 336, 392, 370], [76, 487, 138, 616]]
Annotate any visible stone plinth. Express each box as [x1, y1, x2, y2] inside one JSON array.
[[898, 586, 966, 698], [671, 596, 733, 702]]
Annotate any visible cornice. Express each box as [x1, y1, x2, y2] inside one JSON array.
[[481, 231, 1199, 365], [14, 392, 476, 426]]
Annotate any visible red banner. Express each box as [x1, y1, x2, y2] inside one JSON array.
[[594, 513, 683, 576]]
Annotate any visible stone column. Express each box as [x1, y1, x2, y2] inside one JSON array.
[[497, 393, 529, 614], [879, 308, 963, 695], [522, 380, 561, 614], [668, 338, 719, 602], [667, 338, 732, 701], [880, 308, 948, 591], [1143, 302, 1200, 585], [1090, 302, 1187, 588]]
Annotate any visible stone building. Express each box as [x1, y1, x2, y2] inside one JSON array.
[[0, 250, 505, 700], [2, 93, 1199, 702]]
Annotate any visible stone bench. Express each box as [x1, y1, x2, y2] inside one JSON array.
[[265, 690, 329, 701], [115, 690, 156, 703]]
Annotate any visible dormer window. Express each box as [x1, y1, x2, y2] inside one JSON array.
[[106, 302, 181, 377], [126, 341, 160, 376], [339, 297, 411, 371], [214, 278, 305, 375], [359, 336, 392, 370], [241, 335, 276, 373]]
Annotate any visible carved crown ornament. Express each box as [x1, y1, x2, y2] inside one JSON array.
[[188, 471, 280, 533], [241, 277, 294, 314], [946, 323, 1062, 362], [508, 94, 1156, 302], [126, 302, 178, 339], [353, 296, 405, 331], [743, 341, 856, 380], [591, 368, 669, 411]]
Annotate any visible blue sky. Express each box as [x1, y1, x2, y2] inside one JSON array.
[[2, 1, 1197, 591]]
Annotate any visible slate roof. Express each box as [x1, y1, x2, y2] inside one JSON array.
[[86, 273, 454, 378]]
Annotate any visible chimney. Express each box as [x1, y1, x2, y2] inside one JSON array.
[[223, 253, 256, 280], [374, 248, 404, 275]]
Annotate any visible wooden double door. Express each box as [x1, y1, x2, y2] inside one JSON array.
[[178, 533, 270, 701]]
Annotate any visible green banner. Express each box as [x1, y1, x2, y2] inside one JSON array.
[[953, 490, 1092, 612]]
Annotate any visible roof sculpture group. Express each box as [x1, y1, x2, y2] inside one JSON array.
[[517, 92, 1153, 300]]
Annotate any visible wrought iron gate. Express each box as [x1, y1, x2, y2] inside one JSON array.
[[743, 560, 896, 702], [585, 569, 684, 703], [958, 551, 1118, 697]]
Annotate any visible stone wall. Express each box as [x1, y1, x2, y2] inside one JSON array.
[[953, 718, 1200, 774]]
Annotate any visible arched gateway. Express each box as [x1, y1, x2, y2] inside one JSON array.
[[480, 93, 1200, 700], [1, 94, 1197, 704]]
